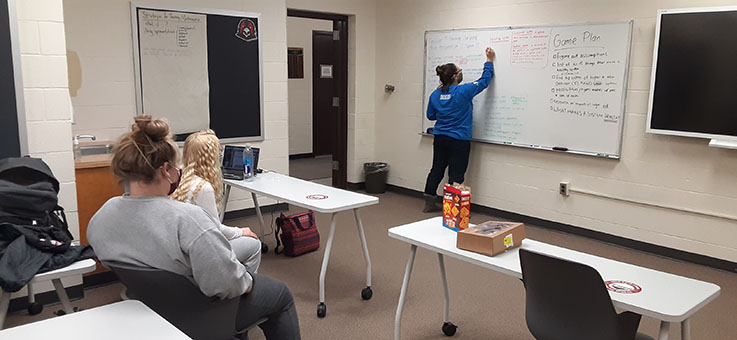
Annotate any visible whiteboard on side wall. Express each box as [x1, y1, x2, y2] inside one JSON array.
[[422, 21, 632, 158], [131, 3, 264, 143], [138, 9, 210, 135]]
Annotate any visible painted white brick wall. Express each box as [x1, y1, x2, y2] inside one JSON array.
[[63, 0, 290, 212], [13, 0, 81, 299], [374, 0, 737, 262]]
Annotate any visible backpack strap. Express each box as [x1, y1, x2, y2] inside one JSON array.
[[291, 211, 315, 231]]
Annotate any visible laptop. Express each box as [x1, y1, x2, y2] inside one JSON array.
[[251, 147, 260, 174], [222, 145, 245, 180]]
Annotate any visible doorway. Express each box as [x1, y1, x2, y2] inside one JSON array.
[[286, 10, 348, 188]]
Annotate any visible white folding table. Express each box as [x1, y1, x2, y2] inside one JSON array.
[[222, 171, 379, 317], [389, 217, 721, 340], [0, 258, 97, 329], [0, 300, 190, 339]]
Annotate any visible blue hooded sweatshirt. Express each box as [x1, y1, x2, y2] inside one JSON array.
[[427, 62, 494, 141]]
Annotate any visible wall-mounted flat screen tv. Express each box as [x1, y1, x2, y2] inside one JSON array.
[[647, 7, 737, 142]]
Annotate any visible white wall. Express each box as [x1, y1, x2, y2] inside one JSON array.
[[62, 0, 290, 212], [287, 0, 377, 182], [374, 0, 737, 262], [286, 17, 333, 156], [14, 0, 81, 298]]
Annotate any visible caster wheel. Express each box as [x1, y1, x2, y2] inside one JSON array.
[[54, 310, 66, 316], [27, 302, 42, 315], [361, 287, 373, 300], [442, 322, 457, 336], [317, 303, 327, 318], [261, 243, 268, 254]]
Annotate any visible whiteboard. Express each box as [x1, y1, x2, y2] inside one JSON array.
[[137, 9, 210, 135], [422, 21, 632, 158], [131, 3, 265, 143]]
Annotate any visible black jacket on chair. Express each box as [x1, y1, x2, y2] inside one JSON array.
[[0, 157, 95, 292]]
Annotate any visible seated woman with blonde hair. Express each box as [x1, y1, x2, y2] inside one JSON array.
[[171, 130, 261, 272]]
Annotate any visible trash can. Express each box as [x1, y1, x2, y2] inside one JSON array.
[[364, 162, 389, 194]]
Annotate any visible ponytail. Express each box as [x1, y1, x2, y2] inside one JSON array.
[[436, 63, 459, 92]]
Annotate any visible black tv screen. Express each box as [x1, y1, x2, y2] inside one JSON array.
[[648, 8, 737, 139]]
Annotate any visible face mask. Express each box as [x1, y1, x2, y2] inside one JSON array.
[[166, 167, 182, 195]]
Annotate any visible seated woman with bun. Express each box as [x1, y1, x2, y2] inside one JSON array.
[[87, 115, 300, 339], [171, 130, 262, 273]]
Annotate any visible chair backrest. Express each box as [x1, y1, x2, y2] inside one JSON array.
[[105, 261, 239, 340], [519, 249, 624, 340]]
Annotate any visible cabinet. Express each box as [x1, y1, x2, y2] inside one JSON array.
[[75, 155, 124, 275]]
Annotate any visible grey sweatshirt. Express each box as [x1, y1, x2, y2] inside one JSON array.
[[87, 195, 251, 299]]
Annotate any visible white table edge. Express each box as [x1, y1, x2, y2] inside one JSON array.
[[224, 179, 379, 213], [388, 228, 722, 323], [29, 259, 97, 283]]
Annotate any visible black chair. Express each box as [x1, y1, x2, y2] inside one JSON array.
[[105, 261, 259, 340], [519, 249, 654, 340]]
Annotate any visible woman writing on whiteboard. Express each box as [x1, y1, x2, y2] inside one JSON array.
[[423, 47, 495, 213]]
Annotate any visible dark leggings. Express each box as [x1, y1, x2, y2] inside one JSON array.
[[236, 273, 301, 339], [424, 134, 471, 196]]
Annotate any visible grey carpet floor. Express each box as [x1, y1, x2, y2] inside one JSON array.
[[5, 191, 737, 339], [289, 156, 332, 181]]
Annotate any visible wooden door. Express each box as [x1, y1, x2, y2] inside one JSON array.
[[312, 30, 338, 157]]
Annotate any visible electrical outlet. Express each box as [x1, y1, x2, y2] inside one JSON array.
[[559, 181, 570, 196]]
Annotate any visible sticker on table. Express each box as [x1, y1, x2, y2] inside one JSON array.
[[605, 280, 642, 294], [306, 194, 329, 200]]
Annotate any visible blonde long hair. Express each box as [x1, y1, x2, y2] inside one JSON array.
[[170, 130, 223, 211]]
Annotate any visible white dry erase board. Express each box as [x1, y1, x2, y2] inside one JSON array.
[[131, 3, 264, 142], [422, 21, 632, 158]]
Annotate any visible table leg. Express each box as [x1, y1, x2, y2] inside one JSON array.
[[52, 279, 74, 314], [658, 321, 670, 340], [681, 318, 691, 340], [317, 212, 338, 318], [438, 254, 457, 336], [0, 290, 10, 330], [394, 245, 417, 340], [219, 184, 231, 222], [353, 209, 373, 300], [251, 192, 268, 254]]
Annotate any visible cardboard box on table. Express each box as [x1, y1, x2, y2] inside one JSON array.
[[456, 221, 526, 256]]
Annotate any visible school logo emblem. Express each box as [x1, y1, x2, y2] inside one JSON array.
[[605, 280, 642, 294], [306, 194, 328, 200], [235, 18, 258, 42]]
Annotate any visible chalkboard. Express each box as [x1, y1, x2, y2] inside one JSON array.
[[131, 4, 263, 142], [1, 0, 23, 159], [423, 21, 632, 158]]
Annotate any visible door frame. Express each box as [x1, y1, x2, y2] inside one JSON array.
[[287, 9, 348, 188]]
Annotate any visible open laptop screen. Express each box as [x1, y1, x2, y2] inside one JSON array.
[[222, 145, 245, 170]]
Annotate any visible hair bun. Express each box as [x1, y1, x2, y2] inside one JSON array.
[[436, 65, 443, 76], [133, 115, 170, 141]]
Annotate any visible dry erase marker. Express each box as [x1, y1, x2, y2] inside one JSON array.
[[552, 146, 568, 151]]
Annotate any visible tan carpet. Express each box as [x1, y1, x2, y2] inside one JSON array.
[[5, 191, 737, 339], [289, 156, 332, 181]]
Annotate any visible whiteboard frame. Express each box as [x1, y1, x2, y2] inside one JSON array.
[[646, 6, 737, 143], [422, 20, 633, 159], [130, 2, 265, 144], [6, 0, 28, 156]]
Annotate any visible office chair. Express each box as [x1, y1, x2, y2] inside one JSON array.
[[519, 249, 654, 340], [106, 261, 264, 340]]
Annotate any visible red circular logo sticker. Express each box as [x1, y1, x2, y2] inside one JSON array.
[[605, 280, 642, 294], [306, 194, 328, 200]]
